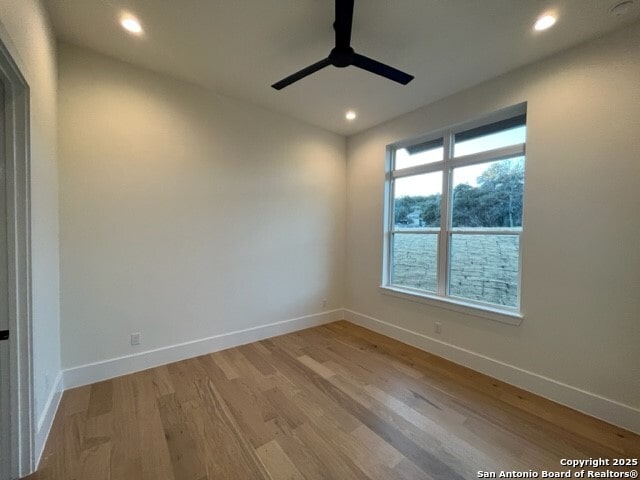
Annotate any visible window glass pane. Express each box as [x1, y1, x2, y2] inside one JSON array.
[[392, 233, 438, 293], [454, 125, 525, 158], [393, 172, 442, 229], [451, 157, 524, 228], [395, 138, 443, 169], [449, 234, 519, 308]]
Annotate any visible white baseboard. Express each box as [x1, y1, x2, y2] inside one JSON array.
[[34, 371, 63, 468], [344, 309, 640, 435], [63, 309, 344, 389]]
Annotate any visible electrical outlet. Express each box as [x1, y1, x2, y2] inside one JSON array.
[[434, 322, 442, 335], [322, 299, 327, 309], [130, 332, 141, 346]]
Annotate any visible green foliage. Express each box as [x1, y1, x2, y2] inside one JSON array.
[[394, 159, 524, 229], [394, 195, 438, 226], [471, 159, 524, 228], [394, 201, 411, 225], [419, 194, 441, 227], [451, 183, 482, 226]]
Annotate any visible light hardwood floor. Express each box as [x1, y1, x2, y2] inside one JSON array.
[[26, 321, 639, 479]]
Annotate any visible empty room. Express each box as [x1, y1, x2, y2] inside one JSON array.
[[0, 0, 639, 478]]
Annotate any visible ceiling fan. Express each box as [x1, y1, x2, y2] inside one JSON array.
[[271, 0, 415, 90]]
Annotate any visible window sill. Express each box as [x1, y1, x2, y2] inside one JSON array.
[[379, 286, 523, 325]]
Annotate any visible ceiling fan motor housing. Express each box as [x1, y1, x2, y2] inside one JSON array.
[[329, 47, 355, 67]]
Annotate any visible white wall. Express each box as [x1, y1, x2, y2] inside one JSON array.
[[0, 0, 61, 448], [57, 43, 346, 370], [345, 23, 640, 430]]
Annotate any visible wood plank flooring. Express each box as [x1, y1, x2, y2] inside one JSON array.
[[26, 321, 640, 479]]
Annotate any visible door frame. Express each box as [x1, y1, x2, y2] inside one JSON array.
[[0, 37, 34, 478]]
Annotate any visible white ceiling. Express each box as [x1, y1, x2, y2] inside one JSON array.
[[44, 0, 640, 136]]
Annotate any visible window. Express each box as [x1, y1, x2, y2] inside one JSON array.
[[383, 106, 526, 319]]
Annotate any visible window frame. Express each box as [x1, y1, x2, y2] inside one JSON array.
[[381, 104, 527, 324]]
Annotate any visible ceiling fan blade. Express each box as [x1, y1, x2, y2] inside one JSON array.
[[271, 58, 332, 90], [334, 0, 354, 49], [352, 53, 414, 85]]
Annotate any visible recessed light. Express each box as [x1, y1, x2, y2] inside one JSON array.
[[345, 110, 357, 121], [120, 15, 143, 35], [534, 14, 557, 31]]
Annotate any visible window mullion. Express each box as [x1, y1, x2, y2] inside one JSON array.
[[385, 163, 396, 286], [391, 229, 441, 234], [448, 143, 525, 169], [437, 133, 453, 296], [450, 229, 522, 235], [392, 160, 446, 178]]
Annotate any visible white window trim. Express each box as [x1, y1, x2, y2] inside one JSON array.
[[379, 286, 523, 325], [382, 104, 527, 322]]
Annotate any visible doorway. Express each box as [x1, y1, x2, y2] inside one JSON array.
[[1, 76, 9, 472], [0, 37, 33, 479]]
